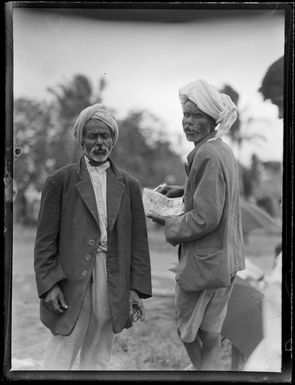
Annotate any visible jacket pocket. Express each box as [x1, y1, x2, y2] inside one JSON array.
[[176, 248, 231, 291]]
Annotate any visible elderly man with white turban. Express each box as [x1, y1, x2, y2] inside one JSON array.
[[150, 80, 245, 370], [34, 103, 152, 370]]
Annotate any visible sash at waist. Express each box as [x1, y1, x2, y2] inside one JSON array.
[[97, 242, 108, 252]]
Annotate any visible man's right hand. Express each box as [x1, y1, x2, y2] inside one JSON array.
[[155, 184, 184, 198], [44, 284, 68, 314]]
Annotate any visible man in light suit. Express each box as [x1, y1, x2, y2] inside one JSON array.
[[149, 80, 245, 370], [34, 103, 152, 370]]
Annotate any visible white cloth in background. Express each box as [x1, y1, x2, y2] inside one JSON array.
[[237, 257, 264, 281], [179, 79, 237, 137], [244, 253, 282, 372]]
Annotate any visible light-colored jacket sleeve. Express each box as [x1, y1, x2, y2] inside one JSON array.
[[164, 152, 226, 245]]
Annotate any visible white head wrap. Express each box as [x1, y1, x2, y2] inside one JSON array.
[[179, 79, 237, 137], [72, 103, 119, 146]]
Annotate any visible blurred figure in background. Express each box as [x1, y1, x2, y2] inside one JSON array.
[[259, 56, 284, 119], [244, 56, 284, 372], [243, 243, 282, 371], [149, 79, 245, 370], [34, 103, 152, 370]]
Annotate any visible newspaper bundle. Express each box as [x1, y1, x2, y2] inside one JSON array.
[[142, 188, 184, 218]]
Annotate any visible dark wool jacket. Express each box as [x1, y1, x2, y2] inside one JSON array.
[[34, 156, 152, 336]]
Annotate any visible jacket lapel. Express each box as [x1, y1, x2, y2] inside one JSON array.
[[107, 160, 126, 232], [75, 157, 100, 228]]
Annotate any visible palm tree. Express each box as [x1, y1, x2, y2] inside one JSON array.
[[220, 84, 266, 156], [47, 74, 107, 166]]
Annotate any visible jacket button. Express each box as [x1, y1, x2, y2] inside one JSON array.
[[85, 254, 92, 261], [88, 239, 95, 246], [82, 270, 88, 277]]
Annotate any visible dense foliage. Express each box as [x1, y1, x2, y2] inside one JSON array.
[[12, 75, 281, 224], [13, 75, 185, 223]]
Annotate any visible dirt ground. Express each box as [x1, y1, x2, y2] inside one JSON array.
[[8, 221, 281, 374]]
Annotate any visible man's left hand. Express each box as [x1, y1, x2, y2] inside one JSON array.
[[129, 289, 145, 322], [147, 210, 167, 226]]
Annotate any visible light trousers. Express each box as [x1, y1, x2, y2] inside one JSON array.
[[42, 251, 115, 370]]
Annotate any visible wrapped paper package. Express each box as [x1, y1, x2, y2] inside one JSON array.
[[142, 188, 184, 218]]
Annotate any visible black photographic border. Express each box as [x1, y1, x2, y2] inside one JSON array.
[[2, 1, 294, 383]]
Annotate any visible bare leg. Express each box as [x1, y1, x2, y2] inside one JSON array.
[[179, 329, 203, 370], [198, 329, 222, 370], [231, 344, 245, 370]]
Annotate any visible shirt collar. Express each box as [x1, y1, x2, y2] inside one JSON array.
[[85, 155, 110, 174], [186, 131, 217, 165], [185, 131, 218, 176]]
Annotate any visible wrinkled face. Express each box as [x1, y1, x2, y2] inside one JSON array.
[[182, 100, 215, 144], [82, 119, 114, 164]]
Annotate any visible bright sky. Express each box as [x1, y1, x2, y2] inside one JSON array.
[[13, 8, 285, 165]]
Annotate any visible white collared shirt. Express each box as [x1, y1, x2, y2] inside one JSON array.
[[85, 156, 110, 250]]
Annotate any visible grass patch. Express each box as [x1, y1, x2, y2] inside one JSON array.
[[10, 222, 281, 371]]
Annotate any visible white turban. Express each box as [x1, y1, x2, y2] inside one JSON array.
[[179, 79, 237, 137], [72, 103, 119, 146]]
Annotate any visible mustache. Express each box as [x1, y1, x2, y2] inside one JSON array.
[[184, 126, 195, 132], [92, 145, 108, 151]]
